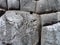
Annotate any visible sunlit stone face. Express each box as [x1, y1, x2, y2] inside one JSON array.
[[0, 11, 40, 45]]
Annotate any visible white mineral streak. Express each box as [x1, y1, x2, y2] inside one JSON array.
[[0, 11, 40, 45]]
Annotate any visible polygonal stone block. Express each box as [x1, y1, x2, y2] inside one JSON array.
[[0, 11, 40, 45], [0, 0, 7, 9], [57, 0, 60, 11], [40, 13, 57, 26], [48, 0, 57, 11], [57, 12, 60, 21], [20, 0, 36, 12], [36, 0, 50, 13], [41, 23, 60, 45], [7, 0, 20, 10]]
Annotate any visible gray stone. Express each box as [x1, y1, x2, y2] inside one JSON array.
[[0, 0, 7, 9], [0, 11, 40, 45], [48, 0, 57, 11], [7, 0, 19, 10], [41, 23, 60, 45], [20, 0, 36, 12], [57, 0, 60, 11], [57, 12, 60, 21], [40, 13, 57, 26], [36, 0, 50, 13]]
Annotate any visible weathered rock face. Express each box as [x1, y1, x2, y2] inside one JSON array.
[[41, 23, 60, 45], [36, 0, 58, 13], [48, 0, 57, 10], [36, 0, 50, 13], [7, 0, 20, 10], [20, 0, 36, 12], [57, 12, 60, 21], [0, 0, 60, 13], [0, 0, 7, 9], [0, 11, 40, 45], [40, 13, 57, 26]]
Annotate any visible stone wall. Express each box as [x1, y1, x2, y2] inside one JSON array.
[[0, 0, 60, 45]]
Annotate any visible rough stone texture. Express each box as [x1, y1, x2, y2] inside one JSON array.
[[57, 0, 60, 11], [57, 12, 60, 21], [0, 0, 7, 9], [40, 13, 57, 26], [7, 0, 19, 10], [41, 23, 60, 45], [36, 0, 58, 13], [0, 0, 59, 13], [0, 11, 40, 45], [48, 0, 57, 11], [36, 0, 50, 13], [20, 0, 36, 12]]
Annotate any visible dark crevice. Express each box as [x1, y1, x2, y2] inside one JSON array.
[[2, 42, 6, 44], [43, 21, 58, 26], [6, 0, 8, 10], [6, 43, 12, 45], [0, 9, 6, 17], [30, 11, 33, 14], [19, 0, 20, 10], [2, 42, 12, 45], [8, 8, 20, 10], [35, 0, 39, 1]]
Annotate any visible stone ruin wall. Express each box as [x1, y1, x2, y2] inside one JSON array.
[[0, 0, 60, 45]]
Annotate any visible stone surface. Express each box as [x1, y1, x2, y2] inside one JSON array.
[[57, 0, 60, 11], [41, 23, 60, 45], [7, 0, 20, 10], [57, 12, 60, 21], [36, 0, 58, 13], [20, 0, 36, 12], [48, 0, 57, 11], [0, 0, 7, 9], [0, 11, 40, 45], [36, 0, 50, 13], [40, 13, 57, 26]]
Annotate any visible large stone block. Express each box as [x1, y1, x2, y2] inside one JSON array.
[[20, 0, 36, 12], [0, 0, 7, 9], [48, 0, 57, 11], [7, 0, 20, 10], [36, 0, 50, 13], [41, 23, 60, 45], [0, 11, 40, 45], [57, 12, 60, 21], [40, 13, 57, 26], [57, 0, 60, 11], [36, 0, 58, 13]]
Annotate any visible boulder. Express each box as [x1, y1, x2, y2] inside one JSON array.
[[0, 0, 7, 9], [7, 0, 20, 10], [36, 0, 50, 13], [40, 13, 57, 26], [41, 23, 60, 45], [20, 0, 36, 12], [0, 11, 40, 45]]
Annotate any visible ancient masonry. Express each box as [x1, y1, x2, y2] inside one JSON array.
[[0, 0, 60, 45]]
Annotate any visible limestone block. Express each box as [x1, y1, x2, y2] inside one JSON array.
[[0, 11, 40, 45], [40, 13, 57, 26], [20, 0, 36, 12], [36, 0, 50, 13], [57, 0, 60, 11], [41, 23, 60, 45], [0, 0, 7, 9], [7, 0, 20, 10], [57, 12, 60, 21], [48, 0, 57, 11]]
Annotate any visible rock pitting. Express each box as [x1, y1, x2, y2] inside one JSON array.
[[0, 11, 40, 45]]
